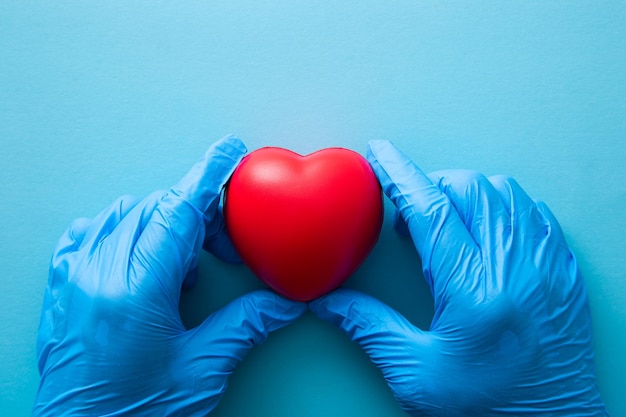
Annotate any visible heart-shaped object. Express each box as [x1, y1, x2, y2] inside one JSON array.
[[224, 147, 383, 301]]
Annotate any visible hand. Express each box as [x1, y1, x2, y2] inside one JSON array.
[[34, 136, 306, 416], [310, 140, 608, 416]]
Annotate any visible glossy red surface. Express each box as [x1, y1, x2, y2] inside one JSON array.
[[225, 147, 383, 301]]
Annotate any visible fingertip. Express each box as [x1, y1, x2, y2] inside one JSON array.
[[309, 287, 363, 306], [366, 139, 392, 156], [364, 140, 426, 200], [224, 290, 307, 343], [309, 289, 424, 360], [535, 200, 567, 244], [309, 288, 392, 336], [67, 217, 91, 247], [218, 134, 248, 156], [366, 138, 411, 163], [366, 140, 400, 172], [487, 174, 536, 217], [206, 290, 306, 349], [251, 289, 308, 321], [172, 135, 247, 212], [367, 138, 398, 153], [73, 194, 145, 251]]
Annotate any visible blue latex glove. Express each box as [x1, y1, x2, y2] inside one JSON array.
[[310, 140, 608, 416], [34, 136, 306, 416]]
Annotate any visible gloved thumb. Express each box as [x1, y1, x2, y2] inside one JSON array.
[[309, 289, 433, 409], [185, 290, 306, 385]]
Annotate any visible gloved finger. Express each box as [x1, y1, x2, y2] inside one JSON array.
[[488, 175, 557, 250], [187, 290, 306, 379], [170, 135, 247, 213], [489, 176, 568, 247], [132, 137, 246, 298], [309, 289, 431, 407], [535, 200, 568, 245], [202, 207, 242, 264], [427, 170, 511, 254], [181, 266, 199, 291], [77, 194, 144, 252], [534, 201, 582, 296], [392, 208, 411, 238], [487, 175, 545, 224], [89, 192, 163, 283], [52, 217, 91, 258], [48, 217, 92, 290], [366, 140, 481, 300], [53, 194, 149, 292], [487, 175, 533, 215]]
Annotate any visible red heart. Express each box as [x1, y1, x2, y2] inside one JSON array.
[[224, 147, 383, 301]]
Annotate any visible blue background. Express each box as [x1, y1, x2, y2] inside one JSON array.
[[1, 1, 625, 415]]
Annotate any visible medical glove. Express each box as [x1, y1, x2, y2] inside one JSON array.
[[34, 136, 306, 416], [310, 140, 608, 416]]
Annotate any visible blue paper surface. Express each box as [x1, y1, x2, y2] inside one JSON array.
[[1, 2, 625, 415]]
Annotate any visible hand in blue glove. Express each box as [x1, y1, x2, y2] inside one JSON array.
[[310, 140, 608, 416], [34, 136, 306, 416]]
